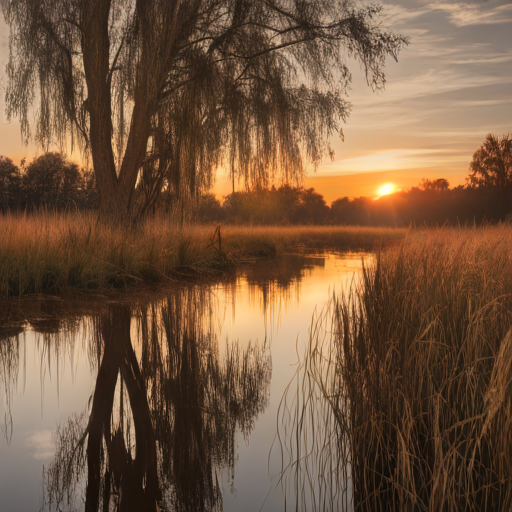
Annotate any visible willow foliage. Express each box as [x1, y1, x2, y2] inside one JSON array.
[[2, 0, 407, 219]]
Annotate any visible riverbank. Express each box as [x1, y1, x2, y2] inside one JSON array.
[[0, 212, 405, 297]]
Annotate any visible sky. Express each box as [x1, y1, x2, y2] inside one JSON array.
[[0, 1, 511, 202]]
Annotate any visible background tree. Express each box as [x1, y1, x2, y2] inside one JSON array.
[[221, 185, 328, 224], [23, 152, 83, 210], [294, 187, 329, 223], [330, 196, 371, 225], [0, 156, 22, 212], [197, 193, 225, 223], [467, 133, 512, 189], [2, 0, 407, 221], [420, 178, 449, 191]]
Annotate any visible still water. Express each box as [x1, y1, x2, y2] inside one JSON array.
[[0, 253, 369, 512]]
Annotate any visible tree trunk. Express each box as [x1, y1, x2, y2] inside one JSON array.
[[80, 0, 136, 224], [84, 309, 120, 512], [97, 180, 132, 223]]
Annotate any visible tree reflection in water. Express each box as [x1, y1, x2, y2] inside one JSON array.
[[0, 254, 328, 511], [1, 299, 82, 445], [41, 288, 271, 512], [0, 328, 22, 444]]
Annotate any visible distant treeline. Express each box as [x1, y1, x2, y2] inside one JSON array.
[[0, 152, 98, 212], [198, 182, 512, 226], [2, 158, 511, 226], [202, 133, 512, 226]]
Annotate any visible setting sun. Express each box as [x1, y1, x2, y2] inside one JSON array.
[[377, 183, 396, 197]]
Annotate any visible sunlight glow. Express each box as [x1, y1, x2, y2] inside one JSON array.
[[377, 183, 396, 197]]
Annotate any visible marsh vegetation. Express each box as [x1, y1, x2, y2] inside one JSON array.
[[282, 225, 512, 511], [0, 211, 404, 296]]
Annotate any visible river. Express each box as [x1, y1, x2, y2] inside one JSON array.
[[0, 252, 370, 512]]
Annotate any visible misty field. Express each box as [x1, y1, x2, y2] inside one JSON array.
[[284, 224, 512, 511], [0, 212, 405, 297]]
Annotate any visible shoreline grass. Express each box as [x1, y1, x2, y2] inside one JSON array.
[[0, 212, 406, 297], [283, 224, 512, 511]]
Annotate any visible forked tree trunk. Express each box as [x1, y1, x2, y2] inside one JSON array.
[[81, 0, 151, 224]]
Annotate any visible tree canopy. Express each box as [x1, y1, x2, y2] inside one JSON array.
[[2, 0, 407, 221], [0, 153, 98, 211], [467, 133, 512, 189], [23, 152, 82, 209], [420, 178, 449, 191]]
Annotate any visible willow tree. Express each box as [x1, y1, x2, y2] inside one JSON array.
[[2, 0, 407, 220]]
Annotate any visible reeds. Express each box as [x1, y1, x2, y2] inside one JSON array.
[[0, 211, 405, 296], [217, 224, 404, 257], [283, 225, 512, 511], [0, 211, 223, 296]]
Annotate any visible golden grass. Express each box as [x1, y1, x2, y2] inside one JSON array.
[[0, 212, 406, 296], [282, 224, 512, 511], [218, 224, 405, 256], [0, 212, 226, 296]]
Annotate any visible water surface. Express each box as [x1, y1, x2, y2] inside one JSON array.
[[0, 253, 368, 511]]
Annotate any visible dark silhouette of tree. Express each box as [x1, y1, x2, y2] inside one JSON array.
[[197, 193, 224, 223], [330, 196, 371, 225], [2, 1, 407, 221], [221, 185, 330, 224], [0, 153, 98, 212], [420, 178, 449, 191], [0, 157, 22, 212], [467, 133, 512, 189], [23, 152, 83, 210], [294, 187, 329, 223], [222, 188, 292, 224]]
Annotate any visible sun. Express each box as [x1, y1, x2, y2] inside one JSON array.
[[377, 183, 396, 197]]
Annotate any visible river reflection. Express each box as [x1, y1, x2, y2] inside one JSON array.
[[0, 253, 368, 512], [37, 291, 271, 512]]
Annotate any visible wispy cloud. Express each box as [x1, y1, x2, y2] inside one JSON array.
[[319, 148, 467, 175], [427, 2, 512, 26], [383, 4, 432, 24], [385, 1, 512, 27], [350, 69, 510, 118], [448, 54, 512, 65]]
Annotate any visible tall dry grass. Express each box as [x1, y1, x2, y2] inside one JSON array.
[[0, 211, 233, 296], [282, 225, 512, 511], [0, 212, 405, 296], [217, 224, 405, 257]]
